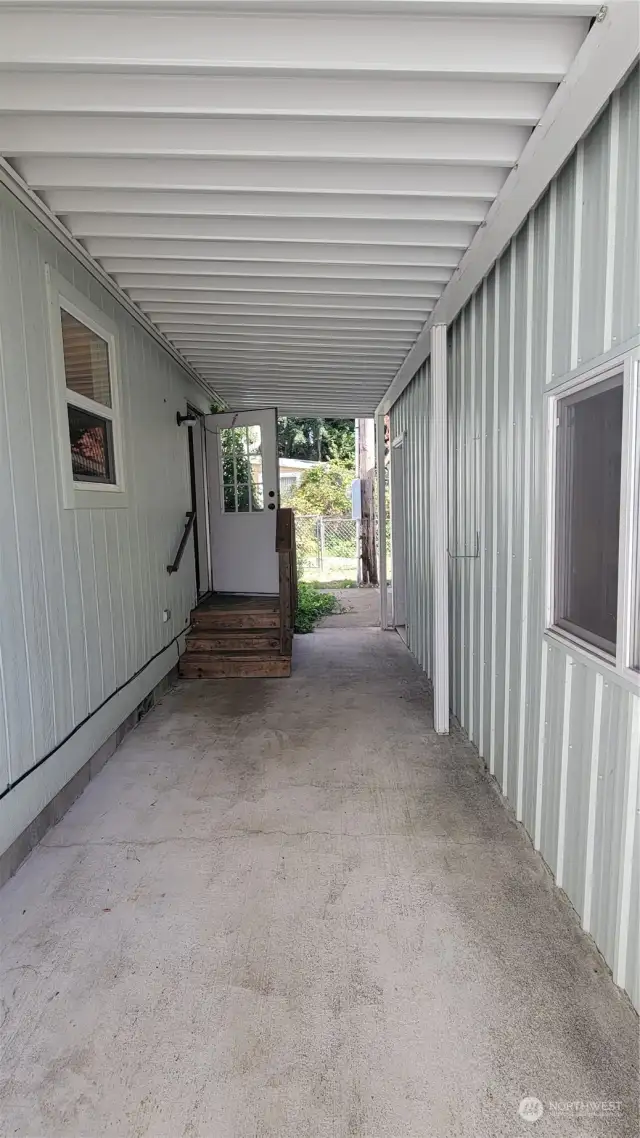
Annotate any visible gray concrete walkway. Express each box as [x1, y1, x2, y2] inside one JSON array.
[[0, 629, 637, 1138], [319, 587, 380, 628]]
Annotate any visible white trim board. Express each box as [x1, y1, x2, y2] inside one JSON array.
[[377, 4, 640, 416]]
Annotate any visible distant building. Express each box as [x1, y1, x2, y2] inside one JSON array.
[[251, 455, 326, 500]]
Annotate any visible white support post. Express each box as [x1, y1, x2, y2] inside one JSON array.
[[430, 324, 450, 735], [376, 412, 388, 630]]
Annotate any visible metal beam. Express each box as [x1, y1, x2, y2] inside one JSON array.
[[153, 315, 424, 331], [0, 3, 601, 13], [85, 237, 462, 267], [163, 332, 416, 345], [0, 115, 529, 166], [148, 302, 428, 320], [0, 10, 588, 79], [429, 325, 449, 734], [105, 258, 453, 281], [0, 72, 555, 124], [184, 343, 406, 358], [47, 189, 492, 223], [67, 212, 478, 247], [126, 277, 444, 296], [144, 300, 430, 318], [20, 156, 508, 198], [198, 364, 393, 376], [376, 412, 388, 629], [377, 3, 640, 414], [182, 355, 404, 368]]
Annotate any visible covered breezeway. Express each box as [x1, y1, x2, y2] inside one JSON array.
[[0, 6, 639, 1138], [0, 627, 637, 1138]]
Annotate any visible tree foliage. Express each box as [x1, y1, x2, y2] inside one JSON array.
[[278, 417, 355, 465], [287, 460, 353, 516]]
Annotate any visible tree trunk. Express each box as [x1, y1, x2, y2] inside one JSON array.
[[356, 417, 379, 586]]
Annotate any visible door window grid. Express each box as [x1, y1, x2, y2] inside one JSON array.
[[220, 424, 264, 514]]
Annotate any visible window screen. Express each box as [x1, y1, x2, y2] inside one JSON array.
[[554, 374, 623, 654]]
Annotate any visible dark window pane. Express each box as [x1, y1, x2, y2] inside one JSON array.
[[251, 482, 264, 512], [61, 309, 112, 408], [555, 376, 623, 652], [236, 484, 251, 513], [67, 404, 115, 484]]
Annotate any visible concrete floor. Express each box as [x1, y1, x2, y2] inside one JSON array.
[[319, 587, 380, 629], [0, 629, 637, 1138]]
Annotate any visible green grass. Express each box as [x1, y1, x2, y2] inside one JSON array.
[[303, 577, 358, 591], [294, 581, 341, 634]]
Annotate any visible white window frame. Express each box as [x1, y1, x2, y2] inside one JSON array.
[[46, 265, 127, 510], [545, 347, 639, 684]]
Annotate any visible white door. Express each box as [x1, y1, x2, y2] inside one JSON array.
[[205, 407, 280, 594]]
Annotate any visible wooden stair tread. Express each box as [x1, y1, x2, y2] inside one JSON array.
[[184, 648, 282, 660], [185, 630, 281, 652], [193, 593, 279, 613], [180, 654, 291, 678], [191, 611, 280, 629]]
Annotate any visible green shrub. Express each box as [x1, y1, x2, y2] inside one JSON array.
[[295, 582, 340, 634]]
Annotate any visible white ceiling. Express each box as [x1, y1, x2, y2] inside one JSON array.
[[0, 1, 597, 415]]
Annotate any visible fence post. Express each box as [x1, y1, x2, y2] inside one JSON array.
[[319, 515, 325, 569]]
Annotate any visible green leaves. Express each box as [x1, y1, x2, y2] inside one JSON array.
[[287, 461, 352, 516], [294, 582, 340, 634]]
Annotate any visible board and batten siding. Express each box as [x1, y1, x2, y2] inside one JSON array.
[[390, 65, 640, 1010], [0, 184, 209, 857]]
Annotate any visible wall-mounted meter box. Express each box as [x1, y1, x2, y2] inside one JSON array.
[[351, 478, 362, 520]]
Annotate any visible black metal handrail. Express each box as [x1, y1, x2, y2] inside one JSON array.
[[167, 511, 196, 575]]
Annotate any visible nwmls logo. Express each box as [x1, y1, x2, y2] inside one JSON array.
[[518, 1097, 544, 1123], [517, 1096, 626, 1123], [548, 1100, 624, 1117]]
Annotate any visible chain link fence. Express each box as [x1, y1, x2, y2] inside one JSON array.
[[295, 515, 358, 583]]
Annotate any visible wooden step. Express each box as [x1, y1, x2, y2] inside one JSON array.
[[185, 630, 282, 653], [191, 609, 280, 631], [179, 651, 291, 679]]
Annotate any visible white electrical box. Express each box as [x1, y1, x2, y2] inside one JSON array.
[[351, 478, 362, 520]]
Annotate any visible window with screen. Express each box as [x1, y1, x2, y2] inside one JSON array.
[[554, 373, 623, 655], [220, 424, 264, 513]]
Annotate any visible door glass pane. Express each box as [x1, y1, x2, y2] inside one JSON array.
[[220, 424, 264, 513], [236, 485, 251, 513], [61, 308, 112, 408], [555, 375, 623, 653], [67, 403, 115, 484]]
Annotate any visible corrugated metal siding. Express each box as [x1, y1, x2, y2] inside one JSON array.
[[0, 186, 207, 847], [389, 363, 432, 679], [391, 65, 640, 1010]]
